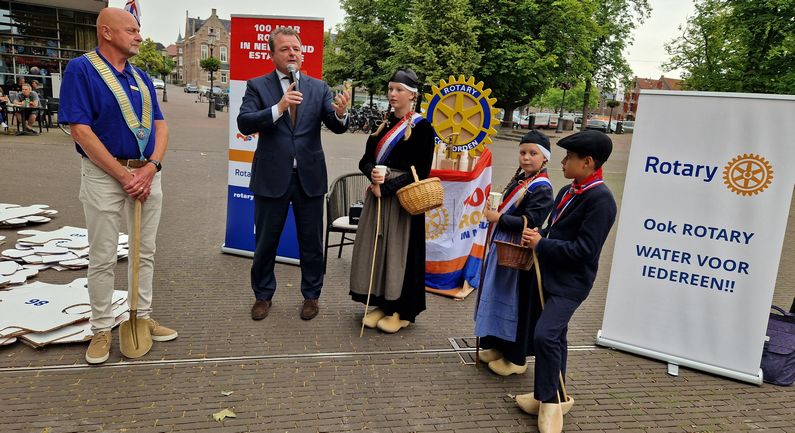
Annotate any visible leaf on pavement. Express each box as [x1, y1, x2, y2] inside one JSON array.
[[212, 408, 237, 421], [221, 391, 234, 396]]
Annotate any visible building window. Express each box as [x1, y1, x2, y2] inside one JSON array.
[[201, 44, 208, 60], [178, 56, 183, 66], [220, 46, 228, 63], [220, 71, 227, 84], [178, 47, 182, 54]]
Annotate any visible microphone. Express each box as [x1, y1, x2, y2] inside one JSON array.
[[287, 64, 299, 92]]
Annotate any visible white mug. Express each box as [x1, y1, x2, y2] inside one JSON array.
[[373, 165, 388, 184], [488, 192, 503, 211]]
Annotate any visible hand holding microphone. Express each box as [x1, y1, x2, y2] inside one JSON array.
[[278, 64, 303, 114]]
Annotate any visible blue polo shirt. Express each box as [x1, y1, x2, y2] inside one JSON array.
[[59, 49, 164, 159]]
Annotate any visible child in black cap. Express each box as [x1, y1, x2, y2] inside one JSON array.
[[516, 130, 618, 433], [474, 129, 554, 376]]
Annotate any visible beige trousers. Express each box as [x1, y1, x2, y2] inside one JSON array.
[[79, 158, 162, 333]]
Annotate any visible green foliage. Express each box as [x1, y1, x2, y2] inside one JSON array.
[[130, 38, 164, 75], [664, 0, 795, 94], [200, 56, 221, 73], [324, 0, 410, 93], [576, 0, 650, 127], [606, 99, 621, 108], [470, 0, 597, 122], [381, 0, 481, 86], [532, 82, 599, 111], [159, 56, 176, 77]]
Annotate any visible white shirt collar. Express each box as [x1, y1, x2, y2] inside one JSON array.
[[276, 69, 300, 80]]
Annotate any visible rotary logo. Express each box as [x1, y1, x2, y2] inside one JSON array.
[[425, 207, 449, 240], [235, 132, 258, 142], [421, 75, 499, 156], [722, 153, 773, 196]]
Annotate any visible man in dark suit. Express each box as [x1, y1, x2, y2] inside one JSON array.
[[237, 27, 350, 321]]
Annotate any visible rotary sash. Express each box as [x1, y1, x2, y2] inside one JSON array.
[[85, 51, 153, 159], [498, 171, 551, 214], [373, 112, 424, 164]]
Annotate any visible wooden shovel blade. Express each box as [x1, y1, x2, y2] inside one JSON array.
[[119, 315, 152, 358]]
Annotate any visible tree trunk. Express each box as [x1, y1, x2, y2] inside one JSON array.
[[502, 103, 515, 128], [581, 79, 593, 131]]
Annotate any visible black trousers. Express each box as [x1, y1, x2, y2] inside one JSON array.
[[251, 172, 324, 301], [532, 294, 581, 402]]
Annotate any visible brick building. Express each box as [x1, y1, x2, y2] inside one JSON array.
[[622, 76, 683, 120], [176, 9, 230, 89]]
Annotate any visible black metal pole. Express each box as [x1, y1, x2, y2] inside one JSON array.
[[162, 72, 168, 103], [208, 46, 216, 118], [607, 104, 615, 134], [555, 86, 567, 133]]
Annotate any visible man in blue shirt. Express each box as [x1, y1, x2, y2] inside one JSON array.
[[59, 7, 176, 365]]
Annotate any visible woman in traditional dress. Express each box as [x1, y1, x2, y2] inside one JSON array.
[[474, 130, 555, 375], [349, 68, 435, 333]]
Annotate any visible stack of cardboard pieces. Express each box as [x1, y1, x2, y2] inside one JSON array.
[[0, 226, 128, 288], [0, 278, 128, 348], [0, 203, 58, 227]]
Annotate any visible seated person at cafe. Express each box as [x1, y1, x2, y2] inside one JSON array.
[[13, 83, 39, 132], [0, 88, 8, 129], [10, 76, 25, 92]]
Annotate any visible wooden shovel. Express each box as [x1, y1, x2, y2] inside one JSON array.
[[120, 199, 152, 358]]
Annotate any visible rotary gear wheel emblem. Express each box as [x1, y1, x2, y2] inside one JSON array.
[[421, 75, 499, 156], [722, 153, 773, 196], [425, 207, 449, 240]]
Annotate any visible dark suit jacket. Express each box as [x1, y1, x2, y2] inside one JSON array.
[[537, 183, 617, 302], [237, 71, 348, 198]]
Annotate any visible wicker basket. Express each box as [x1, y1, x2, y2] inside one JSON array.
[[397, 165, 444, 215], [493, 216, 534, 271]]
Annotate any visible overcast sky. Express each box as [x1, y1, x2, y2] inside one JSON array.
[[109, 0, 695, 80]]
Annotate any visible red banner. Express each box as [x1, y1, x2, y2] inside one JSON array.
[[230, 16, 325, 81]]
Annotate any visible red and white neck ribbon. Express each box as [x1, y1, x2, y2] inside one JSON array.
[[549, 168, 604, 226]]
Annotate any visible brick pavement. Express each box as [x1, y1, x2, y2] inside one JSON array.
[[0, 86, 793, 432]]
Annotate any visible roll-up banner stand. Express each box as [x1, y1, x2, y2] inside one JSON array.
[[222, 15, 325, 264], [598, 90, 795, 384]]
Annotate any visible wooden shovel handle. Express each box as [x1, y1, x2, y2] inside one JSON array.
[[131, 199, 142, 311]]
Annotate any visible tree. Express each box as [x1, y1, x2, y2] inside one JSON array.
[[532, 82, 599, 112], [324, 0, 410, 103], [200, 57, 221, 76], [579, 0, 651, 129], [664, 0, 795, 94], [131, 38, 164, 76], [382, 0, 481, 87], [470, 0, 596, 125]]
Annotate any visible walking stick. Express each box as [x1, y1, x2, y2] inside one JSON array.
[[360, 195, 382, 337], [531, 249, 569, 404], [474, 221, 494, 367]]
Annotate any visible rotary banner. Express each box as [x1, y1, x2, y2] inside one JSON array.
[[425, 148, 492, 298], [598, 90, 795, 384]]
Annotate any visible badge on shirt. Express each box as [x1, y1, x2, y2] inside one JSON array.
[[130, 85, 140, 92]]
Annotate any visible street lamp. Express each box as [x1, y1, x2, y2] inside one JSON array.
[[555, 49, 574, 133], [162, 54, 169, 103], [207, 32, 216, 119]]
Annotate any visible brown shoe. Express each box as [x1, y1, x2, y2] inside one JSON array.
[[85, 330, 112, 364], [300, 299, 319, 320], [251, 299, 272, 320]]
